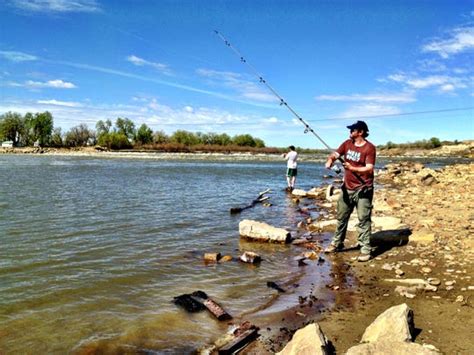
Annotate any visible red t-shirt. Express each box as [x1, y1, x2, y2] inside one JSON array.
[[336, 139, 376, 190]]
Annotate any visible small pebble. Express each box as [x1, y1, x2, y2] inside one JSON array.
[[455, 295, 464, 303], [395, 269, 404, 276], [445, 280, 456, 286]]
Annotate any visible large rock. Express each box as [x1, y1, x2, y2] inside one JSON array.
[[276, 323, 329, 355], [347, 340, 440, 355], [291, 189, 307, 197], [239, 219, 291, 243], [372, 216, 408, 231], [361, 303, 414, 343], [409, 231, 436, 244]]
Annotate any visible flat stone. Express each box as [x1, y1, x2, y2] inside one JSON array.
[[276, 323, 330, 355], [361, 303, 414, 343], [292, 189, 307, 197], [409, 232, 436, 244], [239, 219, 291, 243], [347, 340, 440, 354]]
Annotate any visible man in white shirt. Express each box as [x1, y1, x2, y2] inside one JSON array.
[[282, 145, 298, 191]]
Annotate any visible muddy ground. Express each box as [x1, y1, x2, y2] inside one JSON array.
[[240, 162, 474, 354]]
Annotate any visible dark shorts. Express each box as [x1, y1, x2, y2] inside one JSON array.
[[286, 168, 297, 177]]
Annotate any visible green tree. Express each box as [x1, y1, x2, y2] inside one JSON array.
[[96, 119, 112, 136], [32, 111, 54, 146], [170, 130, 200, 146], [153, 130, 169, 144], [51, 127, 63, 147], [21, 112, 36, 146], [232, 134, 257, 147], [215, 133, 232, 146], [429, 137, 442, 148], [136, 123, 153, 145], [115, 117, 136, 141], [64, 124, 94, 147], [0, 112, 24, 146]]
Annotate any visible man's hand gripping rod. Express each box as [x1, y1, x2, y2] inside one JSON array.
[[214, 30, 344, 173]]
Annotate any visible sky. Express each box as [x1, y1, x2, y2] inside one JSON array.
[[0, 0, 473, 148]]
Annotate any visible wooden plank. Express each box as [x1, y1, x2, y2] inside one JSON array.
[[218, 328, 259, 354]]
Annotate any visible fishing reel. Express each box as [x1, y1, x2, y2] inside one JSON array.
[[332, 165, 342, 174]]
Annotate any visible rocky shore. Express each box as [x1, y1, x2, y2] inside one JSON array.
[[238, 162, 473, 354]]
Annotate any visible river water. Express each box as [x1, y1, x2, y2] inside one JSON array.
[[0, 154, 464, 353]]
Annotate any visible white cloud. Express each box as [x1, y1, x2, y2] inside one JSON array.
[[13, 79, 77, 89], [37, 99, 81, 107], [316, 92, 416, 103], [126, 55, 173, 76], [196, 68, 276, 103], [0, 50, 37, 62], [264, 117, 279, 123], [422, 26, 474, 58], [9, 0, 101, 13], [387, 73, 468, 91], [338, 104, 401, 119]]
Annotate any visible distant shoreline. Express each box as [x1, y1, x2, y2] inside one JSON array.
[[1, 143, 472, 159]]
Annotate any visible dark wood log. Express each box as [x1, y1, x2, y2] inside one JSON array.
[[202, 298, 232, 321], [218, 328, 259, 354], [174, 291, 231, 321], [190, 292, 232, 321], [230, 189, 271, 214]]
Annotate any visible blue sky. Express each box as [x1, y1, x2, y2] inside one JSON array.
[[1, 0, 473, 148]]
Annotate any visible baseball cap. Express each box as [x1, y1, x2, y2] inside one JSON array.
[[347, 120, 369, 132]]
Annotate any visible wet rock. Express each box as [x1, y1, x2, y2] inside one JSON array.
[[276, 323, 330, 355], [292, 189, 307, 197], [204, 253, 221, 262], [220, 255, 233, 262], [239, 219, 291, 243], [303, 251, 318, 260], [239, 251, 261, 264]]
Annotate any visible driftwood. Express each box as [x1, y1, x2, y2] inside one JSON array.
[[230, 188, 271, 214], [267, 281, 285, 292], [173, 291, 232, 321], [218, 322, 259, 354]]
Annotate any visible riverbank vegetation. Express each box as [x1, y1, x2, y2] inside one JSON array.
[[1, 111, 470, 156]]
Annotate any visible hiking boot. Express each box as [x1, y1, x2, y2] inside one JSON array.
[[357, 253, 372, 262], [324, 244, 343, 253]]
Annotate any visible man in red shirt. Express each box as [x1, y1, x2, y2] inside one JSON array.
[[324, 121, 376, 262]]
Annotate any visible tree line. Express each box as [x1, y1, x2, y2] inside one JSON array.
[[0, 111, 267, 150], [377, 137, 457, 150]]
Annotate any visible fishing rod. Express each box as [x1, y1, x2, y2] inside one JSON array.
[[214, 30, 344, 173]]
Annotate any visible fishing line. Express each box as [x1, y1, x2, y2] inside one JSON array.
[[214, 30, 335, 152]]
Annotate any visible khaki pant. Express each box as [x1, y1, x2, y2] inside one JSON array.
[[331, 186, 374, 254]]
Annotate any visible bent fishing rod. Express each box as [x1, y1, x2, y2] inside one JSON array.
[[214, 30, 345, 173]]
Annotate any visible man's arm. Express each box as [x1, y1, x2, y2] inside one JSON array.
[[343, 162, 374, 173], [325, 152, 340, 169]]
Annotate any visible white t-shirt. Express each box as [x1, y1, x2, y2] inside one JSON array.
[[285, 151, 298, 169]]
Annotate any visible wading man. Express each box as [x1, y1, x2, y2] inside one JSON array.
[[282, 145, 298, 191], [324, 121, 376, 262]]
